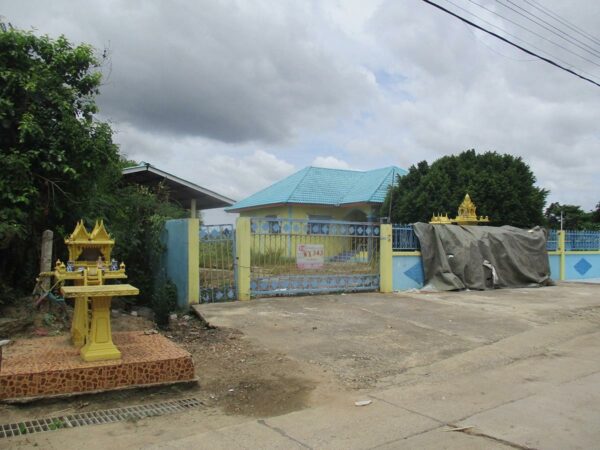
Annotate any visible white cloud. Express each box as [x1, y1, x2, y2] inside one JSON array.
[[2, 0, 599, 211], [311, 156, 352, 170]]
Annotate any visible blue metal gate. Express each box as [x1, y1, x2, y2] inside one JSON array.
[[199, 224, 236, 303], [249, 218, 380, 297]]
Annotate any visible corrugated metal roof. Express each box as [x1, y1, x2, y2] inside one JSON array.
[[227, 165, 406, 211]]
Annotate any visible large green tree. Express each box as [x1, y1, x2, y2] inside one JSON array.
[[382, 150, 548, 227], [0, 26, 186, 306], [0, 25, 121, 293]]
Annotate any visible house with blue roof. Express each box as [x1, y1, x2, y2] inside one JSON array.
[[226, 165, 406, 223]]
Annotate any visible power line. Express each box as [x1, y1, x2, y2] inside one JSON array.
[[420, 0, 600, 88], [522, 0, 600, 47], [497, 0, 600, 60], [444, 0, 600, 81], [466, 0, 600, 70], [466, 25, 535, 61]]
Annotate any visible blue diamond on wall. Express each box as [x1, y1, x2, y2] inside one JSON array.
[[574, 258, 592, 276], [404, 262, 424, 285]]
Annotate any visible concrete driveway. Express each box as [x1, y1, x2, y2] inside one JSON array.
[[184, 282, 600, 449]]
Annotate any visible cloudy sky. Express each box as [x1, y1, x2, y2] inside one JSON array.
[[2, 0, 599, 222]]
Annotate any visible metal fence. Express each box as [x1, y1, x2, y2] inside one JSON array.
[[249, 218, 380, 297], [546, 229, 558, 251], [389, 226, 600, 252], [564, 230, 600, 251], [392, 224, 419, 251], [199, 224, 236, 303]]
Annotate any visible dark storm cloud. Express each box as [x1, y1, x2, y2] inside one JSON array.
[[2, 0, 599, 210], [100, 2, 375, 143], [3, 1, 373, 143]]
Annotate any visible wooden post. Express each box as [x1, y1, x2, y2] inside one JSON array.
[[40, 230, 53, 290]]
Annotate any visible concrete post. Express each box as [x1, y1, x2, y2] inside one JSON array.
[[40, 230, 53, 290], [190, 198, 197, 219], [236, 217, 251, 300], [380, 224, 393, 293]]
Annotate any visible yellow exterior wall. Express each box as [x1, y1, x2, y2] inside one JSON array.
[[240, 204, 378, 259]]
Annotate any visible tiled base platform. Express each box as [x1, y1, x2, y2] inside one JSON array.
[[0, 332, 195, 401]]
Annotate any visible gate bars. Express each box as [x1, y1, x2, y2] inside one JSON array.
[[198, 224, 236, 303], [247, 217, 381, 297], [165, 218, 391, 305]]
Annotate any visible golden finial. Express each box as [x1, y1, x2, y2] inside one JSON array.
[[429, 194, 490, 225]]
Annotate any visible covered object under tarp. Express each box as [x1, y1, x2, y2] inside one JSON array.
[[413, 223, 552, 291]]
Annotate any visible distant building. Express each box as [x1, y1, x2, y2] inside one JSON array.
[[122, 162, 234, 218], [226, 166, 406, 223]]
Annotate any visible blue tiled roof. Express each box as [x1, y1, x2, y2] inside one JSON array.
[[226, 166, 406, 211]]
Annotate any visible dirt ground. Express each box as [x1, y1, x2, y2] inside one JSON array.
[[0, 299, 343, 426]]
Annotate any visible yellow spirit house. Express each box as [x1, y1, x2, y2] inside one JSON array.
[[226, 166, 406, 222]]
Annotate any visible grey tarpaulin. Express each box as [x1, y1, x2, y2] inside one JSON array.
[[413, 223, 551, 291]]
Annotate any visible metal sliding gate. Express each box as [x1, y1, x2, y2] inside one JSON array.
[[250, 218, 380, 297], [199, 224, 236, 303]]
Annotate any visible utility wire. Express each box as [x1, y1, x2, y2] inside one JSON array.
[[523, 0, 600, 47], [421, 0, 600, 88], [497, 0, 600, 60], [444, 0, 600, 80], [467, 0, 600, 70], [466, 24, 535, 61]]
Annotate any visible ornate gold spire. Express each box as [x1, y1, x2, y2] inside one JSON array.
[[430, 194, 490, 225], [90, 220, 113, 243], [64, 220, 115, 263]]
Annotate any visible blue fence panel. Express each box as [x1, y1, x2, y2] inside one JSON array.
[[546, 229, 558, 251], [250, 217, 381, 237], [564, 230, 600, 251], [392, 224, 419, 251]]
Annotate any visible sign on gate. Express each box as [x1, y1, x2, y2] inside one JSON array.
[[296, 244, 324, 269], [250, 217, 380, 297]]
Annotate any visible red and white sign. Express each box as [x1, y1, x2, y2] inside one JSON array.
[[296, 244, 324, 269]]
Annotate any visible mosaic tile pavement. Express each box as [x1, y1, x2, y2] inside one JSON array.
[[0, 332, 195, 401]]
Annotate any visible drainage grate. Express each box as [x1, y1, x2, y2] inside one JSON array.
[[0, 397, 201, 438]]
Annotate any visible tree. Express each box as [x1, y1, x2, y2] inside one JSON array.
[[545, 202, 599, 230], [382, 150, 548, 227], [592, 202, 600, 225], [0, 25, 122, 294], [0, 26, 186, 309]]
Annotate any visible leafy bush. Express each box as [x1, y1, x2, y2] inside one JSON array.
[[152, 279, 178, 329]]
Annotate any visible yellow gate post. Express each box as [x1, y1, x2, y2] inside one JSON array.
[[558, 230, 566, 281], [380, 223, 393, 293], [236, 217, 251, 300], [187, 218, 200, 305]]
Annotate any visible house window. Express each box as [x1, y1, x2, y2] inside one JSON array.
[[307, 215, 333, 235], [265, 215, 281, 234]]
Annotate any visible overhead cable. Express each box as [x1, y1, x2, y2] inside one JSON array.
[[421, 0, 600, 88], [497, 0, 600, 60]]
